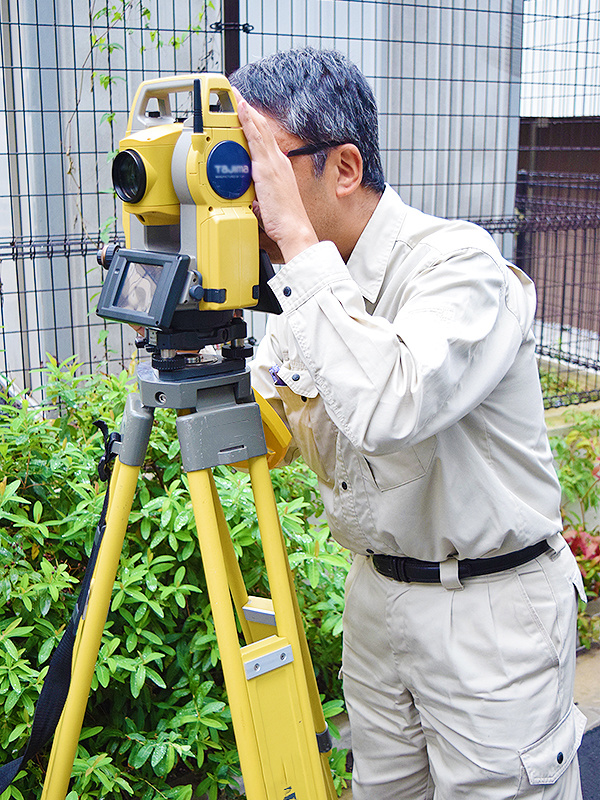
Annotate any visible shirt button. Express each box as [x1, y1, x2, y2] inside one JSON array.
[[341, 481, 348, 490], [283, 286, 292, 297], [557, 752, 564, 764], [292, 373, 300, 381]]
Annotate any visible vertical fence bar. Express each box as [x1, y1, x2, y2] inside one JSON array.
[[223, 0, 240, 75]]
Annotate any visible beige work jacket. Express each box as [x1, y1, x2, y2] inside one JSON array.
[[249, 185, 563, 561]]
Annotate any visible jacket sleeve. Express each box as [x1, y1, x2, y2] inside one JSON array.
[[266, 240, 535, 457]]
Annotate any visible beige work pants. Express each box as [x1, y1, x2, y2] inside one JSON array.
[[342, 543, 586, 799]]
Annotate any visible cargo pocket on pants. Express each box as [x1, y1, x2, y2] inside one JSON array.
[[518, 704, 586, 787]]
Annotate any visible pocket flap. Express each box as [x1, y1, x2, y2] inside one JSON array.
[[519, 704, 586, 785], [364, 437, 437, 491]]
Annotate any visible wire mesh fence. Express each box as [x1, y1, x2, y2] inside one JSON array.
[[515, 169, 600, 407], [0, 0, 221, 393], [1, 0, 599, 407]]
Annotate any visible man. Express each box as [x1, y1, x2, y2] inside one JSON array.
[[231, 47, 587, 799]]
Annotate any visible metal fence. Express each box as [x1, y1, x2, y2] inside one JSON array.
[[513, 170, 600, 407], [1, 0, 599, 407]]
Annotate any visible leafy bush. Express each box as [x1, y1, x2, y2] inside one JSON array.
[[0, 357, 351, 799], [539, 365, 581, 404], [550, 409, 600, 647]]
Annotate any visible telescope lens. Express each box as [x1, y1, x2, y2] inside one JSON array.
[[112, 150, 147, 203]]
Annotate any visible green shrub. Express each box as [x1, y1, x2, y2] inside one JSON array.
[[549, 409, 600, 648], [0, 357, 351, 798], [539, 365, 581, 403]]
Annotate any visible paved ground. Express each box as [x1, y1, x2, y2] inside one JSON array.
[[336, 645, 600, 798], [580, 724, 600, 800], [576, 646, 600, 800]]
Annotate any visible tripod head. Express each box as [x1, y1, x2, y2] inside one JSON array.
[[96, 74, 281, 379]]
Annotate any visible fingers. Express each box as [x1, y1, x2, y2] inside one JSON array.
[[232, 87, 265, 147], [231, 87, 318, 262], [233, 87, 284, 165]]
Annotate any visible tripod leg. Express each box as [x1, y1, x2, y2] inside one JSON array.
[[186, 468, 267, 799], [207, 471, 283, 645], [207, 471, 255, 643], [41, 395, 153, 800], [40, 461, 140, 800], [248, 455, 337, 799], [175, 377, 337, 797]]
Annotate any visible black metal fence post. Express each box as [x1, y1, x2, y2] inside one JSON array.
[[223, 0, 240, 76]]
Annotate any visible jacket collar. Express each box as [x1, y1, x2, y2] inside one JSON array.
[[346, 184, 407, 304]]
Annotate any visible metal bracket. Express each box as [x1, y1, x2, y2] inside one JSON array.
[[244, 645, 293, 680], [243, 600, 276, 627], [210, 21, 254, 34]]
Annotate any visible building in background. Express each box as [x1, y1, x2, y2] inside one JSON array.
[[518, 0, 600, 377]]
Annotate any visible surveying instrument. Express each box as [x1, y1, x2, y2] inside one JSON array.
[[31, 75, 337, 799]]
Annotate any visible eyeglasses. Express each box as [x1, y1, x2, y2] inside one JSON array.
[[285, 141, 349, 158]]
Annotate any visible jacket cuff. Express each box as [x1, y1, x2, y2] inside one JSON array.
[[268, 241, 351, 313]]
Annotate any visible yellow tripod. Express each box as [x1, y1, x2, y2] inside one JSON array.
[[39, 360, 337, 800]]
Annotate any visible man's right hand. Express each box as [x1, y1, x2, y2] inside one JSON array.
[[233, 88, 319, 264]]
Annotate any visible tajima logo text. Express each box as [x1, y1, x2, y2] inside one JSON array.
[[213, 164, 250, 175]]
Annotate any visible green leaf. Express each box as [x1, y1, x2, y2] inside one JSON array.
[[79, 726, 104, 741], [150, 742, 168, 769], [5, 690, 20, 714], [39, 637, 56, 664], [131, 742, 153, 769], [4, 638, 19, 660], [174, 508, 192, 531], [174, 566, 186, 587], [111, 589, 125, 611], [161, 503, 173, 528], [33, 500, 43, 523], [96, 664, 110, 687], [8, 722, 28, 743], [307, 559, 321, 589], [145, 667, 166, 688], [131, 664, 146, 698]]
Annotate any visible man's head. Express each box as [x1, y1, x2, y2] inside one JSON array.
[[231, 47, 385, 196]]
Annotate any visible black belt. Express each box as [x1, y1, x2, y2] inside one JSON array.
[[371, 540, 550, 584]]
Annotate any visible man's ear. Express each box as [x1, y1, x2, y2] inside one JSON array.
[[332, 143, 363, 197]]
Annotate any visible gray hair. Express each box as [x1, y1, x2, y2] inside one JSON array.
[[231, 47, 385, 194]]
